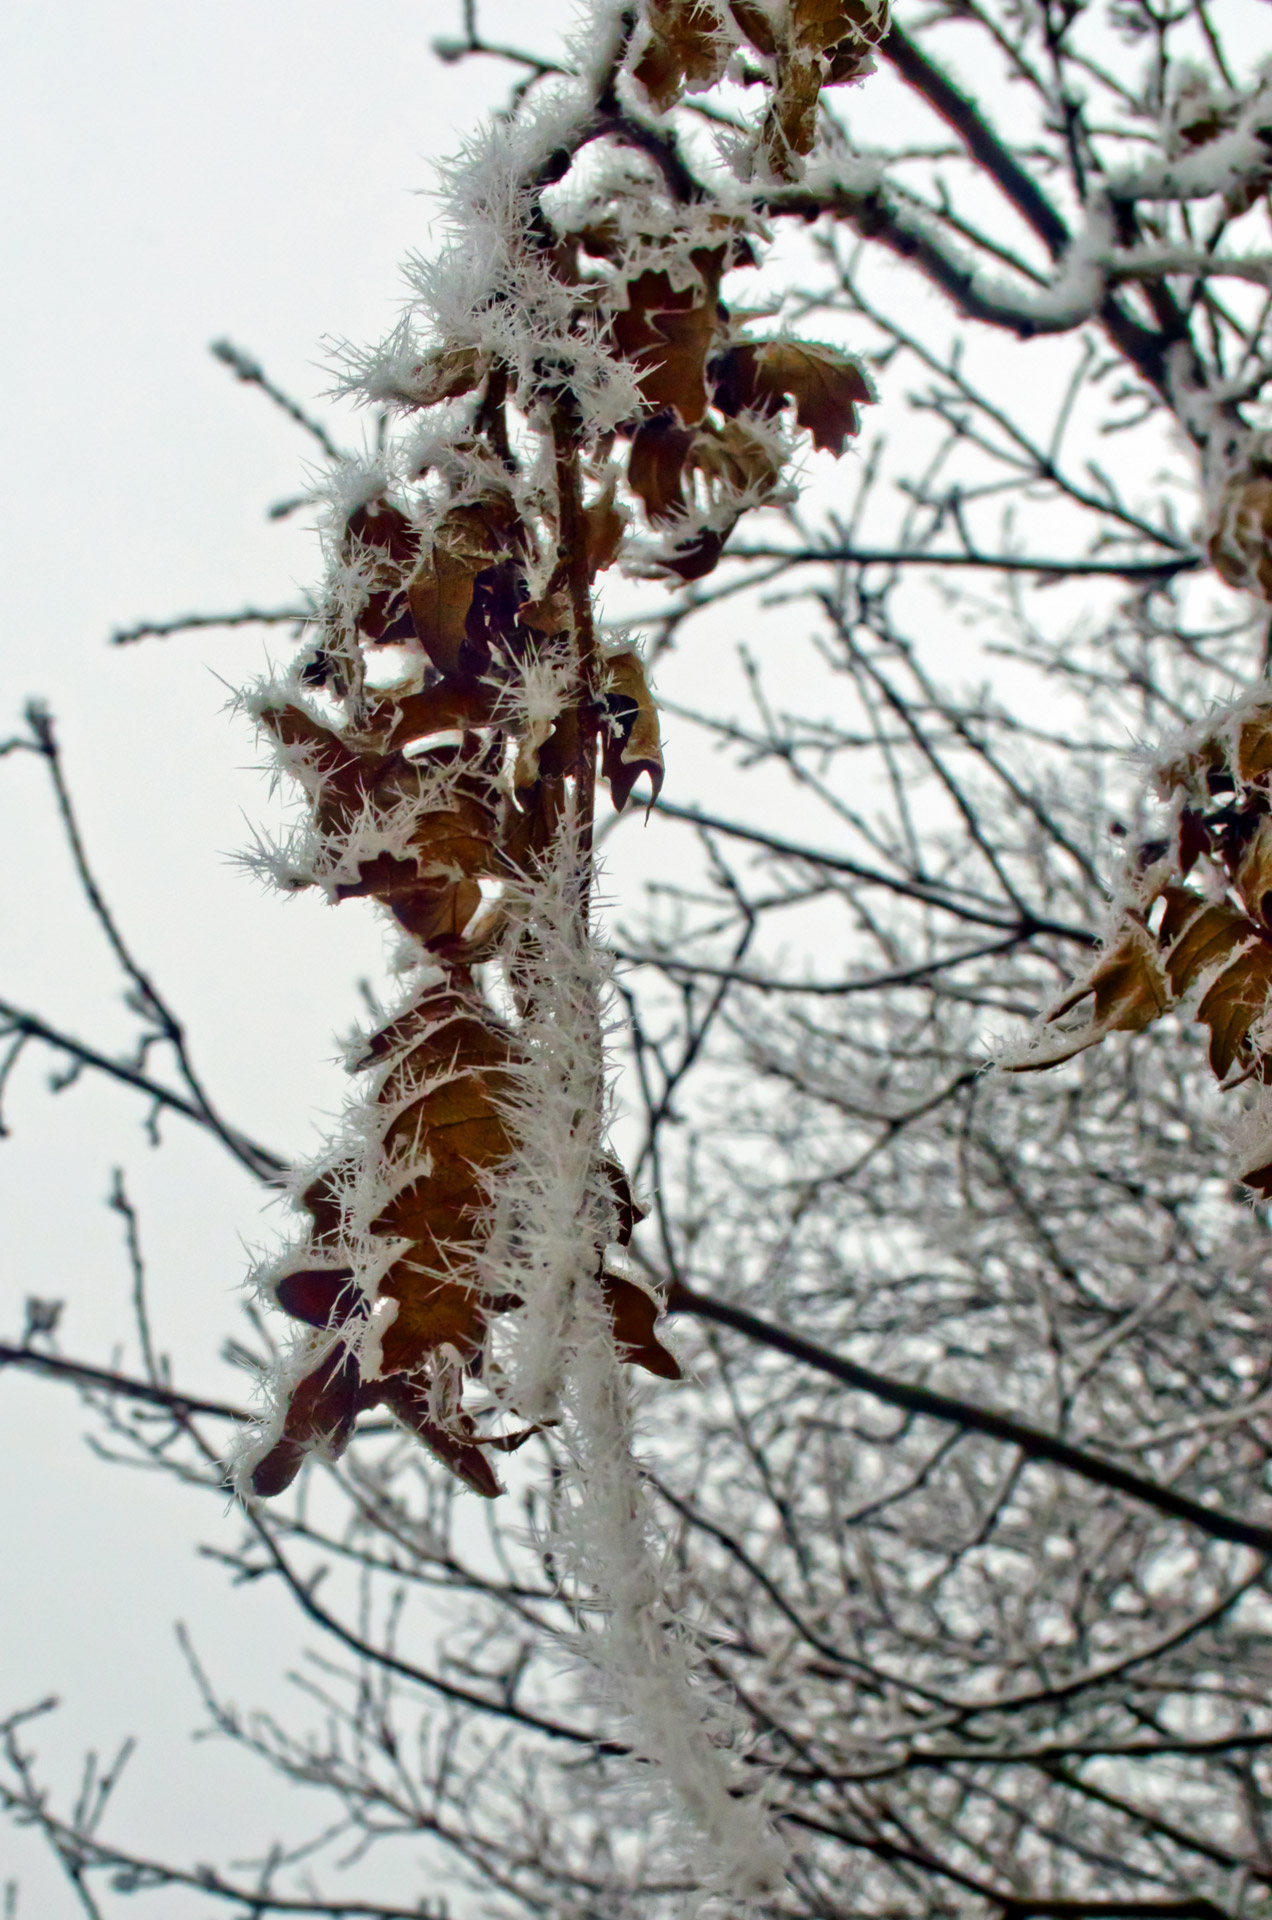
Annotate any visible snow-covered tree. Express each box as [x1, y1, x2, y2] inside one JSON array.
[[6, 1, 1272, 1913]]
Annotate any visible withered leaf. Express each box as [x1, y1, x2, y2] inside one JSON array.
[[1210, 473, 1272, 599], [788, 0, 864, 50], [690, 417, 784, 497], [600, 1155, 645, 1245], [1238, 1141, 1272, 1198], [751, 339, 873, 453], [633, 0, 730, 113], [387, 876, 485, 948], [258, 701, 375, 813], [603, 1274, 682, 1379], [406, 345, 488, 408], [663, 524, 731, 581], [728, 0, 777, 56], [1196, 941, 1272, 1080], [600, 649, 664, 810], [373, 1264, 492, 1379], [346, 499, 417, 565], [628, 417, 695, 522], [1236, 816, 1272, 930], [1005, 924, 1170, 1072], [514, 707, 566, 793], [379, 1377, 503, 1498], [517, 588, 573, 637], [583, 476, 629, 576], [1161, 897, 1254, 997], [1237, 704, 1272, 783], [611, 261, 724, 425], [250, 1346, 363, 1497], [1177, 807, 1210, 877], [763, 50, 823, 172], [274, 1267, 359, 1329], [366, 681, 498, 744], [345, 500, 419, 643], [407, 496, 522, 679]]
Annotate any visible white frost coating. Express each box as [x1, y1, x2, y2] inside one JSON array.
[[482, 813, 608, 1422], [1105, 79, 1272, 203], [557, 1291, 788, 1908], [357, 1294, 400, 1381], [478, 812, 786, 1905], [366, 59, 645, 438]]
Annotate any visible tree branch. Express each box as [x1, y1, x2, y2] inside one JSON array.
[[669, 1284, 1272, 1557]]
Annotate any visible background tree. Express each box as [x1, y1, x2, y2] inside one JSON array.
[[5, 0, 1272, 1914]]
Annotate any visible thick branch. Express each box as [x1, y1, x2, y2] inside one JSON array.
[[651, 801, 1099, 947], [879, 22, 1070, 258], [669, 1284, 1272, 1557], [725, 544, 1200, 580]]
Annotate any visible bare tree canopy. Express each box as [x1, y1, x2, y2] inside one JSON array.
[[6, 1, 1272, 1914]]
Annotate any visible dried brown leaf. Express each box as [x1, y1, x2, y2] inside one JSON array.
[[1196, 941, 1272, 1079], [633, 0, 730, 112], [603, 1274, 682, 1379], [600, 649, 664, 810], [406, 345, 488, 408], [250, 1347, 363, 1496], [1005, 924, 1170, 1071], [728, 0, 777, 56], [752, 339, 873, 452], [583, 476, 629, 575], [1236, 705, 1272, 782], [611, 261, 724, 425], [628, 417, 695, 521], [689, 417, 784, 496], [663, 524, 731, 581], [407, 496, 522, 678], [1236, 815, 1272, 930], [1162, 897, 1254, 996], [1210, 473, 1272, 599]]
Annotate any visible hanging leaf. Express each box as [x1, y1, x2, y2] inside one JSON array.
[[1236, 816, 1272, 929], [405, 344, 488, 408], [1209, 470, 1272, 599], [583, 476, 629, 575], [633, 0, 731, 112], [629, 416, 695, 521], [610, 258, 725, 425], [752, 340, 874, 452], [1004, 925, 1170, 1071], [603, 1273, 682, 1378], [762, 51, 823, 172], [407, 495, 523, 678], [273, 1267, 359, 1330], [1196, 941, 1272, 1080], [728, 0, 777, 57], [663, 524, 732, 581], [600, 649, 664, 810], [250, 1346, 364, 1497], [1160, 895, 1255, 997], [1236, 704, 1272, 782], [689, 417, 785, 497], [379, 1376, 504, 1498]]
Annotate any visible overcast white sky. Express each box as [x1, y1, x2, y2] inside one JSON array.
[[0, 5, 578, 1910]]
